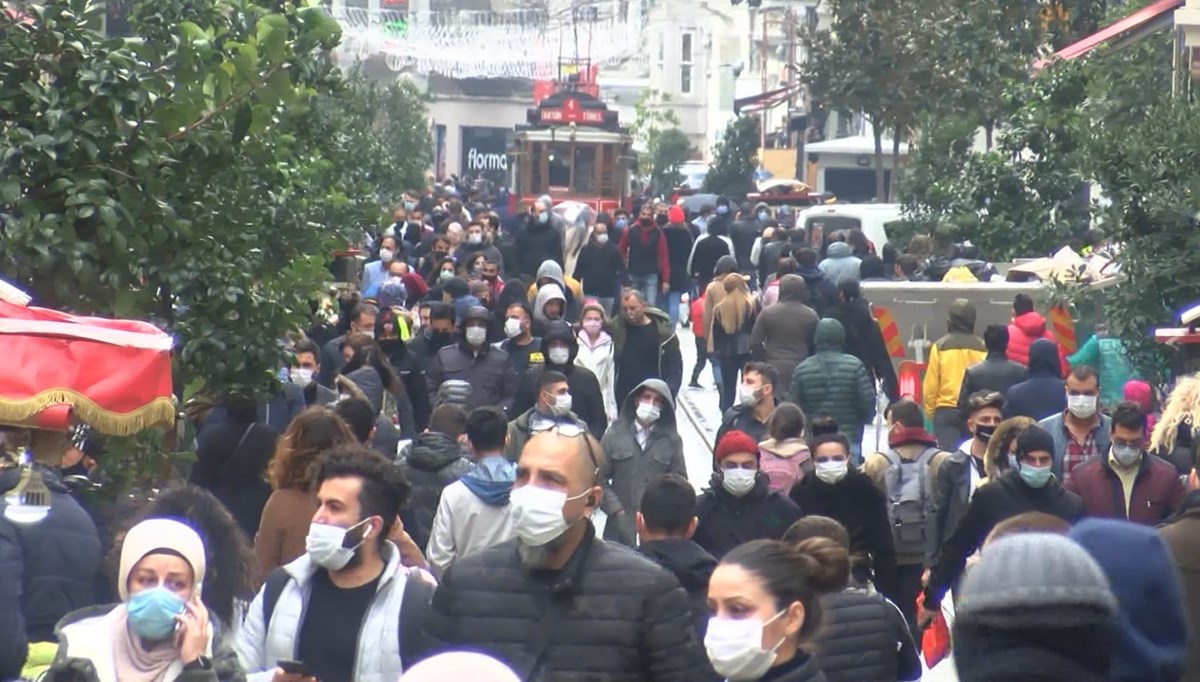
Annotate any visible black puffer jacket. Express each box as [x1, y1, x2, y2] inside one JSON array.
[[694, 473, 803, 560], [510, 320, 608, 438], [422, 526, 717, 682], [638, 538, 717, 638], [789, 468, 898, 602], [0, 465, 102, 679], [812, 589, 922, 682], [425, 337, 515, 415], [514, 215, 565, 279], [397, 432, 472, 552]]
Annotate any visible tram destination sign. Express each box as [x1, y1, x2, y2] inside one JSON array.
[[539, 97, 605, 125]]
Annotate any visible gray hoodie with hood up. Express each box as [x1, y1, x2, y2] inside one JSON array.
[[819, 241, 862, 287], [599, 378, 688, 546]]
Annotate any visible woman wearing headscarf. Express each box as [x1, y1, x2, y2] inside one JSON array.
[[46, 518, 242, 682], [711, 273, 757, 412]]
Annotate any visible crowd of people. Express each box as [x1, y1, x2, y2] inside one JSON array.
[[2, 183, 1199, 682]]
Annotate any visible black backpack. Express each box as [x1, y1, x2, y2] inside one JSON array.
[[260, 565, 435, 665]]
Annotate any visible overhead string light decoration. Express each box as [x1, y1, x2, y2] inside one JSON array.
[[332, 3, 645, 80]]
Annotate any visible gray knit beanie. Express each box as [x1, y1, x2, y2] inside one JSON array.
[[957, 533, 1117, 629]]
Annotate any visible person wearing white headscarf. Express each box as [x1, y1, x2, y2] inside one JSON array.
[[45, 518, 242, 682]]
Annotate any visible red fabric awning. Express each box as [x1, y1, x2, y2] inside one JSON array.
[[1034, 0, 1180, 70], [0, 300, 175, 434]]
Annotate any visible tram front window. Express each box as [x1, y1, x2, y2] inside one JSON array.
[[574, 146, 596, 194], [547, 145, 571, 190]]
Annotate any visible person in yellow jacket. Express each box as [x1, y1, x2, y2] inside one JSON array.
[[923, 299, 986, 449]]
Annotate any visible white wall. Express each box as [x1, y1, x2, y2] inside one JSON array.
[[428, 97, 530, 176]]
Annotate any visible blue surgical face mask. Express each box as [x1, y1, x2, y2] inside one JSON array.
[[127, 586, 187, 640], [716, 205, 729, 215], [1019, 462, 1053, 488], [616, 217, 628, 228], [538, 212, 549, 225], [757, 211, 768, 222]]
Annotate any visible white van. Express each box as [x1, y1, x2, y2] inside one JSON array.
[[795, 203, 902, 252]]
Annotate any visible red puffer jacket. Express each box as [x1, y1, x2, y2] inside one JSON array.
[[1063, 453, 1185, 525], [1007, 312, 1068, 374]]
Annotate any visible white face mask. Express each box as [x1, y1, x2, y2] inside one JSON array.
[[721, 468, 757, 497], [358, 328, 375, 339], [548, 347, 571, 365], [737, 384, 760, 408], [504, 317, 523, 339], [291, 367, 314, 387], [705, 611, 787, 681], [509, 485, 589, 546], [595, 233, 609, 244], [636, 402, 661, 425], [1111, 444, 1142, 467], [546, 392, 573, 416], [815, 459, 849, 484], [465, 326, 488, 347], [305, 518, 371, 571], [379, 248, 394, 263], [1067, 394, 1098, 419], [467, 233, 483, 244], [582, 319, 603, 335]]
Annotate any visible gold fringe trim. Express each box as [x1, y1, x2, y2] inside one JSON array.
[[0, 389, 175, 436]]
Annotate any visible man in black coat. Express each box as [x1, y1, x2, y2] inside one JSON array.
[[422, 429, 715, 682], [956, 324, 1028, 416], [920, 425, 1084, 627], [728, 204, 760, 289], [425, 306, 516, 415], [790, 433, 899, 603], [0, 460, 101, 680], [637, 474, 717, 639], [514, 203, 564, 280], [510, 320, 608, 438], [572, 222, 624, 314], [687, 215, 734, 288]]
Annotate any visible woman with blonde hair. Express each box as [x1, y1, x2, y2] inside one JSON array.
[[1151, 373, 1200, 475], [981, 416, 1036, 482], [711, 273, 757, 412], [253, 406, 356, 578]]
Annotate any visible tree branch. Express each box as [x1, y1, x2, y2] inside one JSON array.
[[165, 64, 283, 142]]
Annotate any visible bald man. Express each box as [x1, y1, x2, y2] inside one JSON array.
[[421, 430, 715, 681]]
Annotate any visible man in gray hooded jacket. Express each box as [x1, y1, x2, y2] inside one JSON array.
[[599, 379, 688, 546], [819, 238, 863, 287]]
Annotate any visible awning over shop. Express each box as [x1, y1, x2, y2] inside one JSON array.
[[1034, 0, 1179, 70], [734, 84, 801, 115]]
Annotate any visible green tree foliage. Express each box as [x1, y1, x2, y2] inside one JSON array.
[[632, 89, 691, 194], [647, 128, 693, 195], [703, 116, 759, 198], [0, 0, 431, 402]]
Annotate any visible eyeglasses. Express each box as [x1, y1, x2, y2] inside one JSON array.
[[530, 422, 599, 480]]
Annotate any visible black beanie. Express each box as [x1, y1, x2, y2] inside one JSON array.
[[1016, 425, 1056, 462]]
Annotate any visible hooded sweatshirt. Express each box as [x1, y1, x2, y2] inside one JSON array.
[[532, 283, 567, 326], [1070, 519, 1189, 682], [923, 300, 987, 418], [526, 260, 583, 311], [1004, 338, 1068, 421], [818, 241, 862, 286], [510, 320, 607, 438], [427, 455, 518, 578]]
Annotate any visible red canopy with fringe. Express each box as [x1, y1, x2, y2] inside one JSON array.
[[0, 300, 175, 435]]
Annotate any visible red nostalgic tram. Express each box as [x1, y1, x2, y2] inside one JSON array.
[[509, 67, 635, 215]]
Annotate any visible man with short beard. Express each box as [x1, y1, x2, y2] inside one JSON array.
[[422, 430, 714, 681]]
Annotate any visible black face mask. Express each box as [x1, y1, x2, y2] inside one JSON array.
[[975, 424, 997, 442], [429, 330, 454, 348], [61, 464, 91, 479], [655, 214, 669, 226]]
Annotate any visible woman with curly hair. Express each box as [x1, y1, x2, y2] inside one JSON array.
[[982, 416, 1036, 482], [1152, 374, 1200, 476], [254, 406, 356, 579]]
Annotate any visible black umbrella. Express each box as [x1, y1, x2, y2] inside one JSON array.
[[680, 193, 718, 214]]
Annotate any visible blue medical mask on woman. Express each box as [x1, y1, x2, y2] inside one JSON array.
[[127, 587, 187, 640]]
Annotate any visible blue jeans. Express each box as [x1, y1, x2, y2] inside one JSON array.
[[631, 273, 659, 308], [665, 291, 683, 327]]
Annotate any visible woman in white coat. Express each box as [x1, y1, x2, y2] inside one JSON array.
[[575, 301, 618, 423]]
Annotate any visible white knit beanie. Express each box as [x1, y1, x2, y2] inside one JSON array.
[[118, 518, 207, 601]]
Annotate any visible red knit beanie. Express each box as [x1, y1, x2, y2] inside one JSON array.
[[714, 430, 759, 462], [668, 205, 686, 224]]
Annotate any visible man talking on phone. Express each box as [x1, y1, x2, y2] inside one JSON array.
[[236, 445, 434, 682]]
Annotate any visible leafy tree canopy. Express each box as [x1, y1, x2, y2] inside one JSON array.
[[0, 0, 431, 403], [703, 116, 758, 198]]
